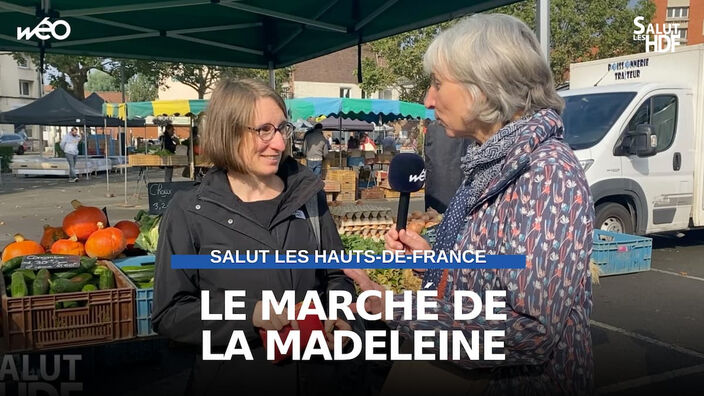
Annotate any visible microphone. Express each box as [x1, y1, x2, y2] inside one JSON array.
[[388, 153, 426, 231]]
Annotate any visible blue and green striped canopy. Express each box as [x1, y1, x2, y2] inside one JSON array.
[[105, 97, 434, 123], [285, 97, 435, 123]]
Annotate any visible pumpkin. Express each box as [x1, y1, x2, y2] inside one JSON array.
[[50, 235, 86, 256], [85, 222, 126, 259], [2, 234, 45, 263], [114, 220, 140, 248], [63, 200, 108, 241], [40, 224, 68, 250]]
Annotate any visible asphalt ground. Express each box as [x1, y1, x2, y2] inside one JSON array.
[[0, 166, 702, 395]]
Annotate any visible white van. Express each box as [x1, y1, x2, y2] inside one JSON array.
[[561, 44, 704, 235]]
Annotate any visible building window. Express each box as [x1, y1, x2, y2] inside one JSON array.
[[339, 87, 351, 98], [381, 89, 393, 100], [19, 80, 31, 96], [667, 7, 688, 19], [678, 28, 688, 41], [16, 57, 28, 68]]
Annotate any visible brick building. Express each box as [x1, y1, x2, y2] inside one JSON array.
[[287, 46, 400, 100], [652, 0, 704, 45]]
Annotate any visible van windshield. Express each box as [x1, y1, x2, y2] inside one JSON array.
[[561, 92, 636, 150]]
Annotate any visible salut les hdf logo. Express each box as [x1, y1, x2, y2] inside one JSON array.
[[633, 16, 680, 53], [17, 17, 71, 41]]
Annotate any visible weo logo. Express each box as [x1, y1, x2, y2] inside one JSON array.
[[17, 17, 71, 41], [408, 169, 426, 183]]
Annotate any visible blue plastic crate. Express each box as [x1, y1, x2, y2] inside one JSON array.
[[114, 255, 156, 336], [592, 230, 652, 276]]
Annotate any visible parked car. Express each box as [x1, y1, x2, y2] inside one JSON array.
[[0, 134, 29, 154]]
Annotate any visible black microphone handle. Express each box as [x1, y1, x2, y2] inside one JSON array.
[[396, 192, 411, 231]]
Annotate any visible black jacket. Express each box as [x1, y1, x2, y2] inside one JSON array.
[[152, 157, 362, 395]]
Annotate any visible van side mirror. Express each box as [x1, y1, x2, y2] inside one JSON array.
[[614, 124, 657, 157]]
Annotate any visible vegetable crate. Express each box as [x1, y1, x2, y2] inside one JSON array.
[[0, 261, 136, 352], [114, 255, 156, 337], [592, 230, 652, 276]]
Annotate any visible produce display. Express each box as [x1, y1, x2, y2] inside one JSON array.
[[62, 200, 108, 241], [85, 222, 127, 259], [340, 234, 422, 293], [2, 255, 116, 304], [1, 234, 45, 262], [134, 210, 161, 254], [406, 208, 442, 235], [120, 264, 155, 289]]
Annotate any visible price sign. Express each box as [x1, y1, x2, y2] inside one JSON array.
[[147, 181, 194, 215], [21, 255, 81, 270]]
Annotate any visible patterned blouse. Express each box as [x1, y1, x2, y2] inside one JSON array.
[[389, 110, 595, 395]]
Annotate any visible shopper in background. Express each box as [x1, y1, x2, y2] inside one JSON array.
[[302, 123, 329, 176], [160, 124, 178, 182], [59, 127, 81, 182]]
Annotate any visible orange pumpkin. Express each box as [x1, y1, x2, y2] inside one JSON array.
[[2, 234, 45, 263], [63, 200, 108, 241], [50, 235, 86, 256], [40, 224, 68, 250], [114, 220, 140, 248], [85, 222, 126, 259]]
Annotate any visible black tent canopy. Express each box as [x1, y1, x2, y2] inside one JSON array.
[[0, 88, 119, 126]]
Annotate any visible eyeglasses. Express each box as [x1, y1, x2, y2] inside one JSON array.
[[247, 121, 295, 142]]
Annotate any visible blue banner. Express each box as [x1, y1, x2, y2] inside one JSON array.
[[170, 251, 526, 270]]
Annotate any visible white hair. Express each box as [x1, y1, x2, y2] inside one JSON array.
[[423, 13, 564, 125]]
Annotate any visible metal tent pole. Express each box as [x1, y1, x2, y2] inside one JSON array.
[[83, 120, 89, 181], [104, 118, 109, 195], [536, 0, 550, 63]]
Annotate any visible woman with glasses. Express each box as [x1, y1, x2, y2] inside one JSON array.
[[152, 79, 360, 395]]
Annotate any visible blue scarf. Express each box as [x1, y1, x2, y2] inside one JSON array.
[[423, 114, 532, 292]]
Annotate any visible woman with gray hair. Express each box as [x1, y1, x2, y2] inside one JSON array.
[[345, 13, 594, 395]]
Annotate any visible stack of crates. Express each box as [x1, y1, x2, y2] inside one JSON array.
[[326, 169, 356, 201]]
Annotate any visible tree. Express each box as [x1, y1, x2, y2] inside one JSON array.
[[360, 0, 655, 98], [127, 73, 158, 101], [12, 53, 165, 100], [494, 0, 656, 84], [167, 63, 293, 99], [85, 69, 119, 92]]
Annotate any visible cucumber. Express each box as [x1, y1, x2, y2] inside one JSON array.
[[120, 265, 155, 272], [78, 256, 97, 273], [81, 284, 97, 292], [50, 273, 93, 294], [1, 256, 23, 275], [15, 269, 36, 281], [32, 269, 50, 296], [127, 271, 154, 283], [93, 266, 109, 276], [99, 269, 115, 290], [10, 272, 28, 297], [137, 281, 154, 289], [54, 270, 81, 279]]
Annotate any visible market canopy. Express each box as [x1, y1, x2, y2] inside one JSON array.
[[0, 0, 520, 69], [285, 97, 435, 123], [320, 116, 374, 132], [84, 93, 145, 126], [103, 99, 207, 119], [0, 88, 122, 126]]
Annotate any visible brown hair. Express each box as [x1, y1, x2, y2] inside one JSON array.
[[201, 78, 287, 173]]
